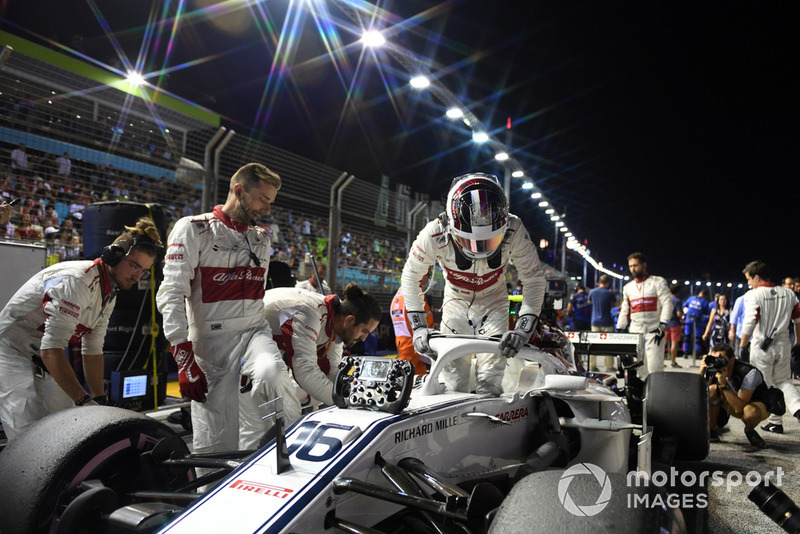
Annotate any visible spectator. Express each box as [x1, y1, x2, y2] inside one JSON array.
[[15, 212, 42, 241], [55, 152, 71, 177], [739, 260, 800, 434], [10, 144, 28, 174], [616, 252, 673, 379], [1, 199, 14, 239], [666, 284, 685, 368], [588, 275, 616, 371], [703, 293, 731, 348]]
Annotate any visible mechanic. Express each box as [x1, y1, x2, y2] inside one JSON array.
[[400, 173, 546, 396], [391, 266, 435, 375], [616, 252, 673, 379], [700, 343, 775, 449], [239, 282, 382, 446], [296, 261, 332, 295], [739, 260, 800, 434], [156, 163, 286, 455], [0, 217, 162, 440]]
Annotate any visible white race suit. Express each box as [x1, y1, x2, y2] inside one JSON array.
[[400, 214, 545, 395]]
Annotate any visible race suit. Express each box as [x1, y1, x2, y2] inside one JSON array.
[[616, 274, 673, 378], [742, 283, 800, 425], [240, 287, 345, 443], [156, 206, 287, 454], [400, 214, 545, 396], [390, 286, 434, 375], [0, 259, 116, 440]]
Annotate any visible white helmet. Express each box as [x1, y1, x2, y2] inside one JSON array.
[[445, 173, 508, 260]]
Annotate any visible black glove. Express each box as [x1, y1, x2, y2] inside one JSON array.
[[499, 314, 540, 358], [651, 322, 667, 344]]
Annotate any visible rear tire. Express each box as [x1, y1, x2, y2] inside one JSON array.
[[645, 372, 709, 461], [0, 406, 192, 534]]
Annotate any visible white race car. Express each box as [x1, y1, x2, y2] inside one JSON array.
[[0, 330, 709, 534]]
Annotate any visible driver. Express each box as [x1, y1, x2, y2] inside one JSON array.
[[400, 173, 545, 396], [239, 282, 381, 447], [700, 343, 774, 449], [0, 217, 162, 440]]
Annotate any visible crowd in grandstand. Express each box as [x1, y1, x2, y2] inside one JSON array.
[[1, 144, 409, 275]]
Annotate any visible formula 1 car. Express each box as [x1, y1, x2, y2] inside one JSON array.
[[0, 330, 709, 534]]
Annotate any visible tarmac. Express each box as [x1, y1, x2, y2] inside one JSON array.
[[148, 355, 800, 533]]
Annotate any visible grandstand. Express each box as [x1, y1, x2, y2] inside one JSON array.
[[0, 32, 460, 312]]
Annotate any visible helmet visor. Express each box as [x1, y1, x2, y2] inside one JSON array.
[[453, 231, 505, 256]]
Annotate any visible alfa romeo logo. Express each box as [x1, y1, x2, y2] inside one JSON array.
[[557, 463, 612, 516]]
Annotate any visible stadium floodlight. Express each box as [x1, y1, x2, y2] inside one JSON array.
[[410, 75, 430, 89], [472, 131, 489, 143], [512, 170, 524, 178], [361, 30, 386, 47], [530, 192, 542, 199], [446, 107, 464, 119], [494, 152, 509, 161], [521, 181, 533, 189], [538, 200, 549, 207], [126, 70, 145, 87]]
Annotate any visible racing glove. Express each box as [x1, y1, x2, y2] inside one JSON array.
[[651, 322, 667, 344], [499, 314, 539, 358], [408, 311, 435, 356], [173, 341, 208, 402]]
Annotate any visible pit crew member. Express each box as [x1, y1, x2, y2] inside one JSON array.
[[0, 217, 162, 440], [740, 260, 800, 433], [401, 173, 546, 396], [391, 266, 434, 375], [616, 252, 673, 379], [239, 283, 381, 446], [156, 163, 286, 455]]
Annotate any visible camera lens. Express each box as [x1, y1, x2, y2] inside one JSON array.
[[749, 481, 800, 534]]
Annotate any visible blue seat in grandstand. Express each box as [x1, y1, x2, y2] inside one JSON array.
[[54, 201, 70, 222]]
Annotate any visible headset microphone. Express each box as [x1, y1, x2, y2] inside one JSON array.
[[236, 188, 257, 226]]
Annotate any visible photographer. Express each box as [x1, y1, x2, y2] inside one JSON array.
[[700, 343, 780, 449]]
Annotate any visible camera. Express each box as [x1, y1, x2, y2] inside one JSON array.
[[704, 355, 728, 370], [703, 355, 728, 381], [749, 480, 800, 534]]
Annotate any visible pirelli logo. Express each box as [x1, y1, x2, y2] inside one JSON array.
[[229, 479, 293, 499]]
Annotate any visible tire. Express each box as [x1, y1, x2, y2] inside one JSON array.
[[0, 406, 193, 534], [645, 372, 709, 461], [490, 470, 683, 533]]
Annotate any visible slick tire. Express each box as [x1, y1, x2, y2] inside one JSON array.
[[645, 371, 710, 461], [0, 406, 192, 534]]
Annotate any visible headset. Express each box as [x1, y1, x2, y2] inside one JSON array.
[[101, 233, 159, 267]]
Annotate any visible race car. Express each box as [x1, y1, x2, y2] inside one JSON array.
[[0, 329, 709, 534]]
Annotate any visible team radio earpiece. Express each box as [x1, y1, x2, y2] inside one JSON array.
[[101, 233, 158, 267]]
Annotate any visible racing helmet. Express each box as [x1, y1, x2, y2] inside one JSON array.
[[445, 173, 508, 259]]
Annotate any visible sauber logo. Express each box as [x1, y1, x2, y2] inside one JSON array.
[[229, 479, 294, 499]]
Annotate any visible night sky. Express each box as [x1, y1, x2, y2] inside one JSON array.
[[2, 1, 797, 284]]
